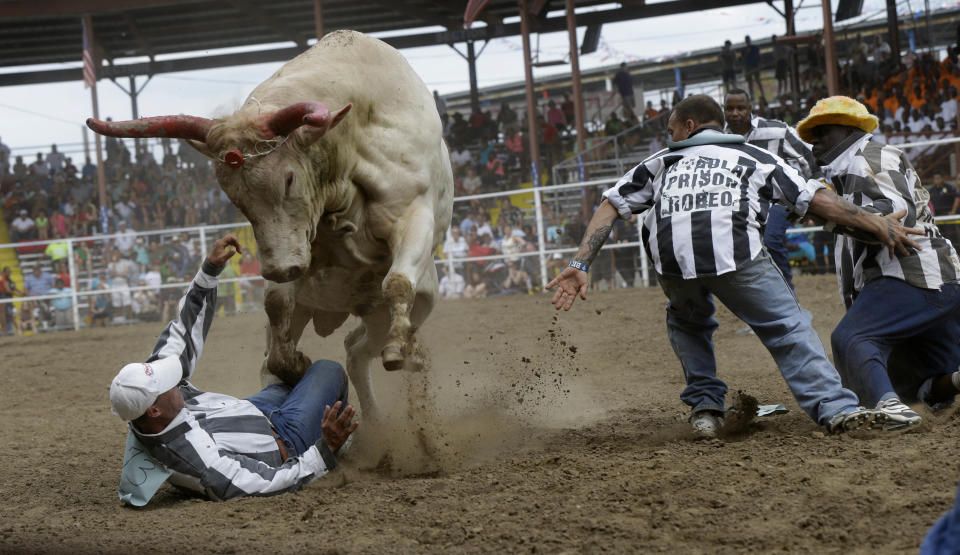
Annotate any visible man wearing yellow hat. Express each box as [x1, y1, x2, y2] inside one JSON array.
[[549, 94, 926, 439], [798, 95, 960, 421]]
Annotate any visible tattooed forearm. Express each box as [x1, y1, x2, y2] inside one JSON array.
[[838, 196, 865, 218], [574, 224, 612, 265]]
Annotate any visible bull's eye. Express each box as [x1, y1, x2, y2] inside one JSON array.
[[284, 172, 294, 196]]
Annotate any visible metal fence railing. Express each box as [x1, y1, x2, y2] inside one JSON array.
[[3, 134, 960, 334]]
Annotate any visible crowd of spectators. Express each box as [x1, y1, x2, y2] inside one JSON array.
[[5, 32, 960, 322], [0, 135, 262, 335], [719, 32, 960, 150], [0, 135, 241, 244], [715, 33, 960, 275]]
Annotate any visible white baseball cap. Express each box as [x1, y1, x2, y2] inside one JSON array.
[[109, 358, 183, 421]]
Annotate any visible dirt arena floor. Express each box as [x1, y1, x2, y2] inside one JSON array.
[[2, 273, 959, 554]]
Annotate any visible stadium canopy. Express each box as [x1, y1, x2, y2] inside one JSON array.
[[0, 0, 769, 87]]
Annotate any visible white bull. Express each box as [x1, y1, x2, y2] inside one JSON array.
[[88, 30, 454, 420]]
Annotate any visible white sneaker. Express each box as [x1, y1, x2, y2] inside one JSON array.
[[690, 411, 723, 439], [875, 398, 923, 431], [826, 407, 882, 434]]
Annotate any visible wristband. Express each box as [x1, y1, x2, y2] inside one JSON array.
[[569, 260, 589, 272]]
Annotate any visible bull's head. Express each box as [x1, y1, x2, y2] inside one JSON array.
[[86, 101, 352, 283]]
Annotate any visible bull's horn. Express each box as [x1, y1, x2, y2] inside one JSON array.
[[266, 101, 331, 136], [86, 115, 214, 142]]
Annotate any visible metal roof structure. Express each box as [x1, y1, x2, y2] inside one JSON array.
[[442, 7, 960, 112], [0, 0, 764, 86]]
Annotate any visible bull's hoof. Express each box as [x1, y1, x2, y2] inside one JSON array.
[[265, 351, 312, 387], [381, 345, 404, 371]]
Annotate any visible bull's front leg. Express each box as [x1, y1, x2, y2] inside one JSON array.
[[262, 281, 314, 387], [380, 202, 437, 371]]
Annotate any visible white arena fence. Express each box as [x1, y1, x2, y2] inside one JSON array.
[[2, 136, 959, 333]]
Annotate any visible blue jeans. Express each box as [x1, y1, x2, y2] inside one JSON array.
[[832, 278, 960, 407], [763, 205, 794, 290], [921, 477, 960, 554], [246, 360, 349, 457], [658, 252, 861, 425]]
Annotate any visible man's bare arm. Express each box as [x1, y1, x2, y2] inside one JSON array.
[[571, 200, 619, 269], [807, 188, 923, 258], [547, 200, 620, 311]]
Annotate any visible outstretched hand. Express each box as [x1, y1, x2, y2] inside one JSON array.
[[875, 209, 924, 259], [205, 234, 242, 267], [546, 266, 588, 311], [321, 400, 359, 452]]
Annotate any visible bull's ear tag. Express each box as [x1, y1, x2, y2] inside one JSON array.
[[225, 149, 244, 168]]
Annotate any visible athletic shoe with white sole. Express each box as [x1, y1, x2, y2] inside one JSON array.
[[874, 398, 923, 431], [690, 411, 723, 439], [825, 407, 888, 434]]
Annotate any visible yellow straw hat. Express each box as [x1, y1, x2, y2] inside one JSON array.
[[796, 95, 879, 143]]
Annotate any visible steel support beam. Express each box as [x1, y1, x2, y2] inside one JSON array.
[[565, 0, 586, 158], [785, 0, 800, 107], [82, 14, 108, 235], [467, 41, 480, 112], [822, 0, 839, 95], [314, 0, 324, 39], [886, 0, 901, 66], [520, 0, 541, 188]]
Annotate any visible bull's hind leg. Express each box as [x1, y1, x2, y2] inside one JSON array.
[[261, 282, 313, 387], [381, 202, 438, 370], [344, 310, 391, 420]]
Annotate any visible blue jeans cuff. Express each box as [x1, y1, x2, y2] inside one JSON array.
[[692, 403, 725, 415]]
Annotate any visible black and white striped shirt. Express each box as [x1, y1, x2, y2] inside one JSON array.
[[604, 128, 825, 279], [725, 116, 822, 179], [131, 263, 336, 501], [820, 131, 960, 306]]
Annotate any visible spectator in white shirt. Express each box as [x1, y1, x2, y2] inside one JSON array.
[[474, 212, 493, 239], [142, 262, 163, 295], [872, 36, 891, 62], [438, 265, 465, 300], [10, 209, 35, 241], [450, 146, 472, 171], [907, 108, 931, 134], [29, 153, 49, 177], [114, 221, 137, 256], [443, 227, 469, 268], [938, 89, 957, 123], [46, 144, 65, 173], [500, 225, 524, 263], [461, 166, 482, 195]]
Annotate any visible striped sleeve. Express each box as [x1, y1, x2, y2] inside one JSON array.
[[738, 142, 824, 218], [145, 262, 222, 383], [603, 153, 665, 219], [148, 421, 336, 501], [766, 163, 825, 218]]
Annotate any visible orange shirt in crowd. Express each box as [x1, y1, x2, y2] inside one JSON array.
[[883, 95, 899, 114]]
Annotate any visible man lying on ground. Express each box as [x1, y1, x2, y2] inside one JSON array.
[[109, 234, 358, 502]]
